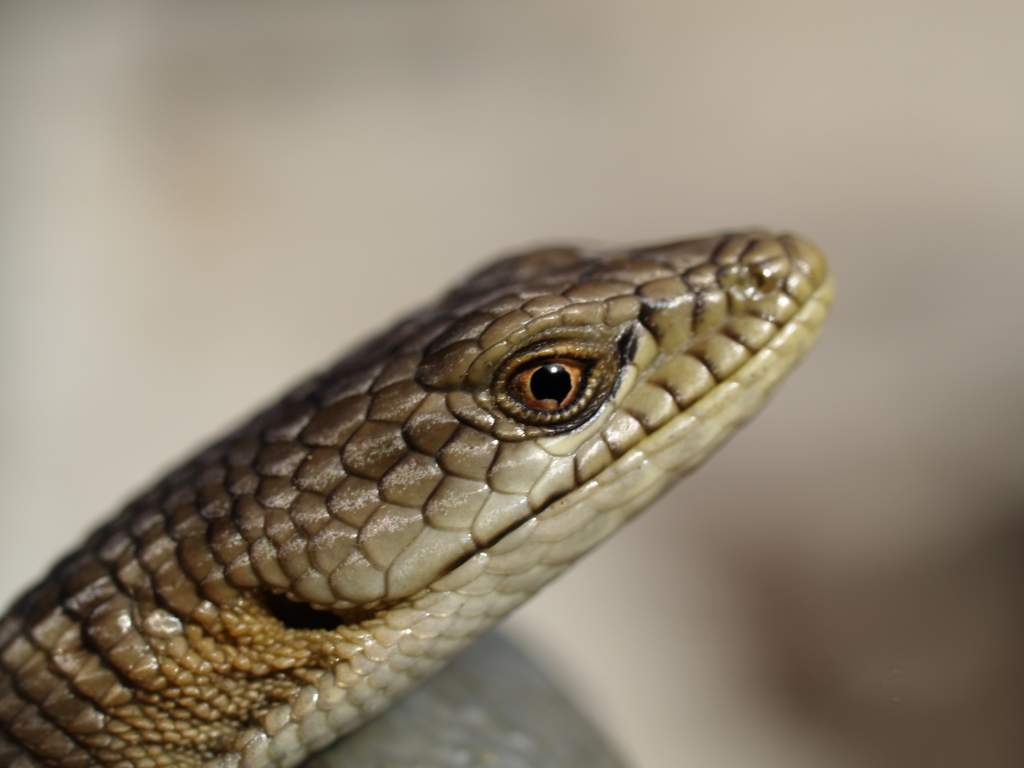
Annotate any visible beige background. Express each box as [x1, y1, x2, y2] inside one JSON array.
[[1, 2, 1022, 766]]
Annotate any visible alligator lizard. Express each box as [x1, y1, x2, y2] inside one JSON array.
[[0, 230, 832, 767]]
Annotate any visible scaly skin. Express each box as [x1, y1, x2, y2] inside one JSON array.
[[0, 231, 832, 767]]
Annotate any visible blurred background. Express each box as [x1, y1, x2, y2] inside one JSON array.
[[1, 2, 1022, 766]]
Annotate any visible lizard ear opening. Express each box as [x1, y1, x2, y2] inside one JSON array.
[[264, 592, 346, 632]]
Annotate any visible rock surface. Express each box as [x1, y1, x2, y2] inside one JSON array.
[[306, 633, 627, 768]]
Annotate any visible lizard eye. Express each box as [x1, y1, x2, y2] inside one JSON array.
[[510, 359, 585, 411], [494, 338, 622, 428]]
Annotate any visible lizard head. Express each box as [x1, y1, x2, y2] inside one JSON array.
[[251, 231, 833, 615]]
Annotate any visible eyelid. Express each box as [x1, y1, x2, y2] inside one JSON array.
[[492, 337, 621, 429]]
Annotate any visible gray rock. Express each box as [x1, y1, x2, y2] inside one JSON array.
[[305, 633, 628, 768]]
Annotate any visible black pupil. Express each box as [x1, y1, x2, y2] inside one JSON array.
[[530, 364, 573, 405]]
